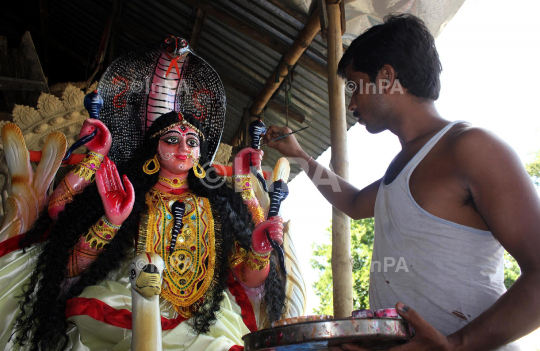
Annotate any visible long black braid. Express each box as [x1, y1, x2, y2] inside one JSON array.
[[14, 112, 286, 350]]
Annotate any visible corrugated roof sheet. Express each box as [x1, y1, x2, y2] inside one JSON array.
[[6, 0, 358, 180]]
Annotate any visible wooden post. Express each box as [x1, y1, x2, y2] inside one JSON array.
[[249, 9, 320, 117], [190, 8, 207, 53], [326, 0, 352, 319], [108, 0, 123, 65], [229, 9, 320, 147]]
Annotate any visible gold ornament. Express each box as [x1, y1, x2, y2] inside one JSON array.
[[69, 215, 120, 277], [193, 159, 206, 179], [233, 175, 265, 224], [143, 154, 160, 174], [158, 176, 188, 189], [150, 114, 206, 141], [233, 174, 252, 192], [138, 188, 218, 318], [70, 151, 104, 181], [229, 241, 270, 271], [82, 215, 120, 250]]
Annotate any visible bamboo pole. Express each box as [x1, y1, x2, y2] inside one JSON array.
[[190, 8, 207, 53], [229, 9, 321, 147], [249, 8, 320, 117], [326, 0, 352, 319]]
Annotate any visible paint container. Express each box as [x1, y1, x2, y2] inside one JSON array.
[[351, 309, 374, 318], [374, 308, 401, 319]]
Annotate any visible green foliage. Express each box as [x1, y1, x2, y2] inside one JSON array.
[[311, 218, 375, 315], [351, 218, 375, 310], [526, 151, 540, 186], [310, 227, 334, 316], [504, 251, 520, 289]]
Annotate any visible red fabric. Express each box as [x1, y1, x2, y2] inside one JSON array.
[[64, 275, 257, 333], [229, 346, 244, 351], [0, 233, 48, 258], [226, 273, 257, 332], [0, 234, 24, 258], [65, 297, 187, 330]]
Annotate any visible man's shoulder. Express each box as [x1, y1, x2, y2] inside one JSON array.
[[443, 122, 519, 176], [444, 122, 508, 156], [446, 122, 499, 148]]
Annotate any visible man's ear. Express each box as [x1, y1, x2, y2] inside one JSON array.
[[379, 64, 397, 94]]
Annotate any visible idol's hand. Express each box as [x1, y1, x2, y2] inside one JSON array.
[[80, 119, 112, 156], [96, 158, 135, 226], [263, 126, 306, 159], [252, 216, 284, 254], [234, 147, 264, 175]]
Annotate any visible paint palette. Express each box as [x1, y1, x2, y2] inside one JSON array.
[[243, 316, 412, 350], [271, 315, 334, 328]]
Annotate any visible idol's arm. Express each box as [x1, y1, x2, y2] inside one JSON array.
[[68, 216, 120, 277], [230, 148, 284, 287], [229, 216, 283, 287], [48, 119, 112, 219], [68, 158, 134, 277]]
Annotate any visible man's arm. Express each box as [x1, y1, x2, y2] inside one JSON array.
[[446, 127, 540, 350], [264, 126, 380, 220]]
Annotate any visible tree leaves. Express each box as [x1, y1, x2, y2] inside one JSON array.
[[311, 218, 375, 314]]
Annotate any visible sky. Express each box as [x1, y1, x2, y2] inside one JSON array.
[[278, 0, 540, 348]]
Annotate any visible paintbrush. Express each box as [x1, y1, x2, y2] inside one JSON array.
[[261, 126, 309, 146]]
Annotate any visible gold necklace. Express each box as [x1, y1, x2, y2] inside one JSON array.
[[158, 176, 188, 189]]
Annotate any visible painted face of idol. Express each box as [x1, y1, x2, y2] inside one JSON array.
[[157, 125, 200, 175]]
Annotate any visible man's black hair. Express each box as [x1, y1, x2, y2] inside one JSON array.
[[337, 13, 442, 100]]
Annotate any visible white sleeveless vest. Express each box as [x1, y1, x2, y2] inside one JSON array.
[[370, 121, 519, 350]]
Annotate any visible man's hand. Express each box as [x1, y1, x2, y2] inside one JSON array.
[[329, 303, 455, 351], [263, 126, 307, 159], [234, 147, 264, 175], [79, 119, 112, 156], [252, 216, 284, 254], [96, 158, 135, 226]]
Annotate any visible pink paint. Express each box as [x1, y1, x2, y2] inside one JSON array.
[[374, 308, 400, 318], [352, 309, 374, 318]]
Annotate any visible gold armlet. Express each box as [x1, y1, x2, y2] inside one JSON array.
[[229, 241, 270, 271], [70, 151, 105, 181], [233, 175, 265, 225], [233, 174, 252, 193], [229, 241, 246, 268], [245, 249, 270, 271], [82, 216, 120, 250]]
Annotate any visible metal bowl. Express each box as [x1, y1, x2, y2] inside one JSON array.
[[243, 317, 412, 350]]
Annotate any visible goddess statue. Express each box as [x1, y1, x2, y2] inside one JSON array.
[[0, 110, 285, 350], [0, 36, 304, 350]]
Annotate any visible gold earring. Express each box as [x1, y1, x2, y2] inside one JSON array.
[[143, 154, 160, 174], [192, 159, 206, 179]]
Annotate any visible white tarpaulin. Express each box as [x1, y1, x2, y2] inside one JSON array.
[[279, 0, 467, 44]]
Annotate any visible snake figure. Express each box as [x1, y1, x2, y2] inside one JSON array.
[[97, 35, 226, 164]]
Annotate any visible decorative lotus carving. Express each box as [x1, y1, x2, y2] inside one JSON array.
[[0, 82, 98, 154]]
